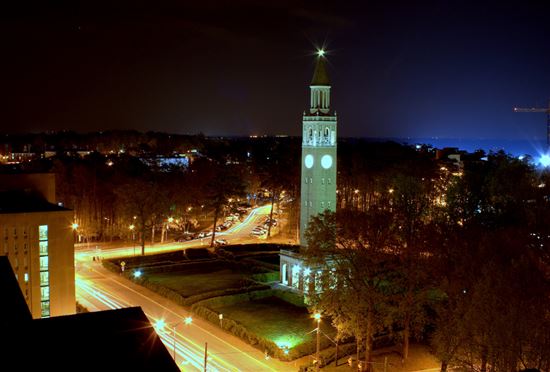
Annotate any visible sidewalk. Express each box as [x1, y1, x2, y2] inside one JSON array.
[[317, 344, 441, 372]]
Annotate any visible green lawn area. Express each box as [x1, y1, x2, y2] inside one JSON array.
[[210, 296, 334, 349], [146, 269, 249, 297]]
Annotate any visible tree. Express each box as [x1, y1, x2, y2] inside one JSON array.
[[115, 178, 169, 255], [303, 209, 399, 371], [201, 162, 246, 247]]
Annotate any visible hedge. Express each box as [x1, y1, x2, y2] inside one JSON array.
[[217, 243, 298, 254], [250, 271, 280, 283]]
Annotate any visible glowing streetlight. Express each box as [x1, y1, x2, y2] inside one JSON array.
[[155, 319, 166, 332], [133, 270, 142, 278], [539, 154, 550, 167], [168, 217, 174, 223], [129, 224, 136, 256], [313, 313, 321, 370], [317, 49, 325, 57], [71, 223, 79, 230]]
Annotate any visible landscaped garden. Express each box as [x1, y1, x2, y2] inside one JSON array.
[[102, 243, 344, 363], [208, 295, 333, 350]]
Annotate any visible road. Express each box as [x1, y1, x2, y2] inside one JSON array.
[[76, 204, 274, 261], [75, 205, 298, 371]]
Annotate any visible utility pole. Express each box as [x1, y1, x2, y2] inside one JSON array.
[[314, 313, 321, 371], [204, 342, 208, 372]]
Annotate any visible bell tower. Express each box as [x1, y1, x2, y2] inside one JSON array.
[[300, 50, 337, 245]]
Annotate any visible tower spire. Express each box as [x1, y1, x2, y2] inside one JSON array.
[[309, 50, 331, 114], [311, 50, 330, 86]]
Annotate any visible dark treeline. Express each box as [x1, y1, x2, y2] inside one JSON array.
[[304, 149, 550, 371], [3, 133, 304, 251]]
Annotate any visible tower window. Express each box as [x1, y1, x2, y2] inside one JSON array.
[[321, 202, 325, 208], [310, 178, 312, 183], [305, 177, 308, 184], [325, 127, 329, 137], [309, 128, 313, 139], [322, 178, 325, 184], [328, 178, 331, 184], [309, 201, 312, 207]]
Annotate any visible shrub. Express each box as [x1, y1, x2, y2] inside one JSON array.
[[250, 271, 279, 283], [185, 248, 212, 260]]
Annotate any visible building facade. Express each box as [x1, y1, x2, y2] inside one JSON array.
[[0, 173, 75, 318], [281, 52, 337, 293], [299, 53, 337, 246]]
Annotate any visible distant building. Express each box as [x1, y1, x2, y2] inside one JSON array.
[[0, 173, 75, 318], [0, 256, 178, 371]]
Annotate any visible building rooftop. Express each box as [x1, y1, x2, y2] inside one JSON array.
[[0, 190, 69, 213], [0, 256, 178, 371]]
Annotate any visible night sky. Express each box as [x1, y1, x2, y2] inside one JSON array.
[[1, 1, 549, 142]]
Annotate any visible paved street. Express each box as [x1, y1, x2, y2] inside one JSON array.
[[75, 204, 299, 371]]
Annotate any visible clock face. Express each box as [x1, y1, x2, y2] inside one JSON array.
[[304, 154, 314, 168], [321, 154, 333, 169]]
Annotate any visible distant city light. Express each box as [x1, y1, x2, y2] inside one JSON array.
[[539, 154, 550, 167]]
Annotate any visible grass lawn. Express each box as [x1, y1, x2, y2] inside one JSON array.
[[210, 296, 334, 349], [146, 269, 249, 297]]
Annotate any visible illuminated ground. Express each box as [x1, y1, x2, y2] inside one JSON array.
[[209, 296, 334, 350]]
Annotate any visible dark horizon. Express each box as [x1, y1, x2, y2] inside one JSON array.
[[1, 1, 549, 140]]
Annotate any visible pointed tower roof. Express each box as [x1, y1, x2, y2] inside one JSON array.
[[310, 53, 330, 86]]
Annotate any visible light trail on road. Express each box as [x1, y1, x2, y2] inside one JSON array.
[[74, 204, 291, 371], [75, 204, 272, 261], [75, 263, 284, 372]]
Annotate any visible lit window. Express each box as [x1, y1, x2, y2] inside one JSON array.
[[321, 202, 325, 208], [40, 256, 48, 271], [322, 178, 325, 184], [328, 178, 331, 184], [41, 286, 50, 300], [39, 241, 48, 255], [40, 272, 49, 286], [24, 272, 28, 282], [39, 225, 48, 241], [41, 301, 50, 318]]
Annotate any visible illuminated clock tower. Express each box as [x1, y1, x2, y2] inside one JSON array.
[[300, 50, 337, 245]]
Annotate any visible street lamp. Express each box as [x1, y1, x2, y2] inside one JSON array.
[[129, 224, 135, 256], [313, 313, 321, 371], [171, 317, 193, 364]]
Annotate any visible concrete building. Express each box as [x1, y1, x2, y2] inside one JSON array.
[[280, 51, 338, 293], [0, 256, 178, 371], [299, 51, 337, 246], [0, 173, 75, 318]]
